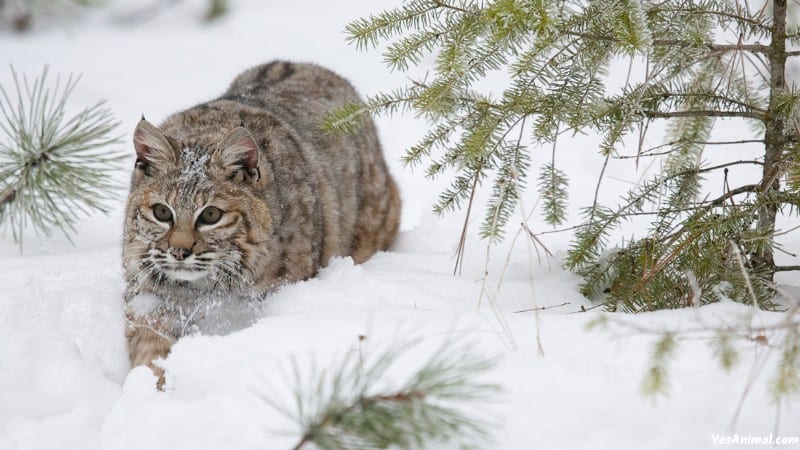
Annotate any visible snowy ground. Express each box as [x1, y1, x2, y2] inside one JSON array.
[[1, 1, 799, 449]]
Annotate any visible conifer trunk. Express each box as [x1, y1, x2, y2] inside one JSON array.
[[758, 0, 788, 276]]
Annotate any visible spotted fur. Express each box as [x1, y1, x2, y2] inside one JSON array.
[[123, 61, 401, 387]]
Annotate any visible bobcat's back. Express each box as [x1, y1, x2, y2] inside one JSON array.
[[220, 61, 399, 265]]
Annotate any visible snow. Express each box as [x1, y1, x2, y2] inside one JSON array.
[[1, 1, 799, 449]]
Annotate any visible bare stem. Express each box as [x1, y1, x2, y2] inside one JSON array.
[[454, 166, 480, 276]]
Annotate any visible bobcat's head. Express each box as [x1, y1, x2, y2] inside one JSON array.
[[123, 119, 270, 290]]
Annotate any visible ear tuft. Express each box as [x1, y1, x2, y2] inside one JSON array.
[[215, 126, 260, 180], [133, 119, 175, 171]]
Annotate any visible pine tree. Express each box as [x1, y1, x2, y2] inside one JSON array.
[[0, 67, 124, 246], [326, 0, 800, 312]]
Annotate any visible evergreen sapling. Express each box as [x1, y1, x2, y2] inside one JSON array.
[[327, 0, 800, 312], [0, 66, 124, 246]]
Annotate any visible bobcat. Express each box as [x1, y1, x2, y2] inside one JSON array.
[[122, 61, 401, 388]]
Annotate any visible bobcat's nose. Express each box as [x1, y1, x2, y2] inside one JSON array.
[[169, 247, 192, 261]]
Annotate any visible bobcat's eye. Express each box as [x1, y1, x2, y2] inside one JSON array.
[[198, 206, 223, 226], [152, 203, 173, 222]]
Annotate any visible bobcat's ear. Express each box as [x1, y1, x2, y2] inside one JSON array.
[[133, 118, 176, 174], [214, 126, 260, 182]]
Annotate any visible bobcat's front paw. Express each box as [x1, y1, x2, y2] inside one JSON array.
[[125, 294, 174, 390]]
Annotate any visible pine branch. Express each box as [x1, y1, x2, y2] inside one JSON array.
[[561, 30, 770, 54], [644, 109, 765, 120], [641, 333, 677, 397], [590, 293, 800, 406], [430, 0, 467, 13], [264, 337, 500, 450], [0, 66, 124, 246], [660, 93, 766, 113], [709, 184, 760, 206], [538, 162, 568, 226], [617, 139, 764, 160], [655, 41, 770, 54], [344, 1, 442, 51]]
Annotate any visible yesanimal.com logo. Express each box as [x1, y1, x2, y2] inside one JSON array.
[[712, 434, 800, 446]]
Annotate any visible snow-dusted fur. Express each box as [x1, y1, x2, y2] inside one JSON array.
[[122, 61, 401, 387]]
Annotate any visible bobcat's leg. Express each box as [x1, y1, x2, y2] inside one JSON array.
[[125, 300, 178, 390]]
